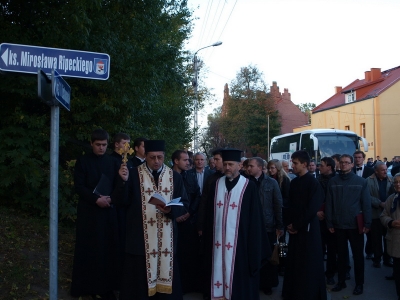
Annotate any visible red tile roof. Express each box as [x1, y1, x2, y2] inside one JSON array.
[[313, 66, 400, 113]]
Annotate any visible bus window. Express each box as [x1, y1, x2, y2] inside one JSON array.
[[300, 133, 314, 159]]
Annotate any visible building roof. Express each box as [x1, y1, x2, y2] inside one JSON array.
[[313, 66, 400, 113]]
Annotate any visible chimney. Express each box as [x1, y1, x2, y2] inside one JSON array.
[[334, 86, 342, 94], [370, 68, 381, 81], [365, 71, 371, 81]]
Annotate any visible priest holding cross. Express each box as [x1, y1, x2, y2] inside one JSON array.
[[115, 140, 189, 300]]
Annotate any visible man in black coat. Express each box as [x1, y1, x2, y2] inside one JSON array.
[[353, 150, 374, 259], [71, 129, 120, 300], [171, 150, 202, 293], [282, 150, 326, 300]]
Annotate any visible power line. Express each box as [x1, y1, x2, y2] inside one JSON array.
[[203, 0, 224, 46], [197, 0, 213, 49], [207, 0, 238, 60]]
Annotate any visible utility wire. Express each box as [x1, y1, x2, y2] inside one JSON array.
[[203, 0, 223, 46], [197, 0, 213, 49]]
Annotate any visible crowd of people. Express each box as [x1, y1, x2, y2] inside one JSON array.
[[70, 129, 400, 300]]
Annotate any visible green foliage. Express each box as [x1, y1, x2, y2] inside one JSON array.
[[296, 102, 316, 123], [0, 0, 194, 220], [203, 65, 281, 157]]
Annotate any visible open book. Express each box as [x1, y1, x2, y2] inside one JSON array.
[[148, 193, 183, 207]]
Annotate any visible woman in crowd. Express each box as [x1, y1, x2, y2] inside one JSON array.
[[380, 172, 400, 300], [267, 159, 291, 275]]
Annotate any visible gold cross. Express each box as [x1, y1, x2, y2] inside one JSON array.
[[118, 142, 134, 164]]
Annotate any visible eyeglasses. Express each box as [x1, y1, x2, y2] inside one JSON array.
[[339, 161, 352, 165]]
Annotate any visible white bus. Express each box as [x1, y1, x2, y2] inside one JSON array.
[[270, 129, 368, 162]]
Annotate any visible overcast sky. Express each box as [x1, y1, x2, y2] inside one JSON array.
[[185, 0, 400, 128]]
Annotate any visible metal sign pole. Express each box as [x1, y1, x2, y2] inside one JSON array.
[[49, 103, 59, 300]]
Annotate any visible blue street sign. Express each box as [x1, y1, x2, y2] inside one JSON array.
[[0, 43, 110, 80], [52, 70, 71, 111]]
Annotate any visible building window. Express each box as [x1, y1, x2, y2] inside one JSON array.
[[360, 123, 366, 138], [345, 126, 350, 130], [345, 92, 356, 103]]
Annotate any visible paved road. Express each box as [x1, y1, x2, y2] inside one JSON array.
[[183, 255, 397, 300]]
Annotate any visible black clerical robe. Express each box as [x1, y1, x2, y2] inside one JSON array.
[[282, 172, 327, 300], [71, 152, 120, 297], [114, 165, 189, 300], [203, 175, 269, 300]]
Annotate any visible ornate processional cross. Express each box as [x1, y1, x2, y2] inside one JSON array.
[[118, 142, 134, 164]]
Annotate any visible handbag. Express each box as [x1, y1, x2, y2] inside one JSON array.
[[269, 235, 280, 265]]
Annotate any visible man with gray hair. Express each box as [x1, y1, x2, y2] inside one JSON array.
[[188, 152, 214, 194], [367, 161, 395, 268]]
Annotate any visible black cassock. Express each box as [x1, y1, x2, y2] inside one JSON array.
[[282, 172, 327, 300], [114, 166, 189, 300], [203, 176, 270, 300], [71, 152, 120, 297]]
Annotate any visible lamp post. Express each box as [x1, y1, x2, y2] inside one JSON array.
[[192, 41, 222, 153]]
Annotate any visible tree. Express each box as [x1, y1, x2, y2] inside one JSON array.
[[0, 0, 194, 220], [218, 65, 281, 157], [296, 102, 316, 123]]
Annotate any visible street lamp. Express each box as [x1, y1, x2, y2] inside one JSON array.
[[192, 41, 222, 153]]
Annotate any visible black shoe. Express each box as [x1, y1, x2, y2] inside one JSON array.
[[353, 284, 363, 295], [366, 253, 374, 259], [331, 282, 347, 292], [384, 260, 394, 267], [373, 262, 381, 268], [326, 277, 335, 285], [385, 275, 395, 280], [345, 271, 351, 280]]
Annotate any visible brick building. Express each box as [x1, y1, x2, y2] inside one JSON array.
[[221, 81, 308, 134]]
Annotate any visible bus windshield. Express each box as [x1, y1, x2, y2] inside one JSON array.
[[316, 134, 359, 158]]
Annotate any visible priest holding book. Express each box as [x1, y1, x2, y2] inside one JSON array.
[[115, 140, 189, 300]]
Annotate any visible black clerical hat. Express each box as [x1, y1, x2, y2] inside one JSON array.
[[220, 148, 242, 162], [144, 140, 165, 152]]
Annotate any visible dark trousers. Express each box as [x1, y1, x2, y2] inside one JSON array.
[[260, 231, 279, 291], [371, 218, 390, 263], [365, 230, 373, 255], [336, 228, 364, 285], [394, 257, 400, 297], [120, 254, 183, 300], [320, 221, 337, 278]]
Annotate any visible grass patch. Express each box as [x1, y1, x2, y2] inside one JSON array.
[[0, 206, 93, 300]]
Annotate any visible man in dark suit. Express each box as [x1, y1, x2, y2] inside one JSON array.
[[308, 159, 320, 178], [131, 137, 147, 167], [353, 151, 374, 179], [188, 152, 214, 195], [353, 150, 374, 259]]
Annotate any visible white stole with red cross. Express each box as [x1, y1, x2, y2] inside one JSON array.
[[211, 175, 248, 300], [138, 163, 174, 296]]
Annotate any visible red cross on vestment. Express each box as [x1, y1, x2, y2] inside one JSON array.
[[215, 241, 221, 249], [161, 248, 171, 257], [225, 242, 232, 250], [145, 187, 153, 196], [147, 218, 156, 226], [217, 200, 223, 208], [162, 187, 170, 195], [214, 281, 222, 288], [164, 218, 171, 225], [149, 249, 158, 258], [229, 202, 237, 210]]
